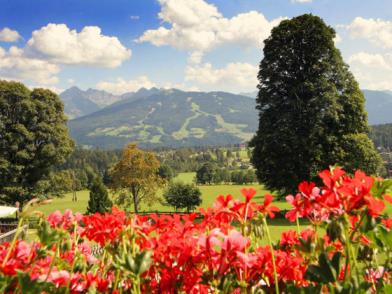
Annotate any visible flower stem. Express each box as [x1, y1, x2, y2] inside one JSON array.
[[262, 217, 279, 294], [295, 213, 301, 235], [2, 217, 24, 267]]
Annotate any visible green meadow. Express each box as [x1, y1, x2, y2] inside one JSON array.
[[32, 172, 291, 215], [31, 171, 392, 216], [28, 172, 391, 242]]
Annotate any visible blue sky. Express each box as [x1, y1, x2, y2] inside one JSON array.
[[0, 0, 391, 94]]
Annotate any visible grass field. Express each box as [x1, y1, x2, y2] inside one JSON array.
[[30, 172, 392, 215], [26, 172, 392, 242], [31, 172, 291, 215]]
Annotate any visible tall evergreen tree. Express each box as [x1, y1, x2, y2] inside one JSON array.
[[86, 178, 112, 214], [251, 14, 383, 196]]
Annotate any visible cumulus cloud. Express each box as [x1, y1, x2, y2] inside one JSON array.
[[334, 33, 342, 45], [188, 51, 203, 65], [348, 51, 392, 90], [348, 52, 391, 70], [137, 0, 283, 52], [96, 76, 157, 94], [0, 46, 59, 85], [185, 62, 258, 92], [26, 24, 131, 68], [0, 27, 21, 42], [346, 17, 392, 49]]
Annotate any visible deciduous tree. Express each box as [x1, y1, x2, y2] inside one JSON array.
[[110, 143, 164, 213], [163, 182, 202, 212], [0, 81, 74, 205], [196, 163, 217, 184]]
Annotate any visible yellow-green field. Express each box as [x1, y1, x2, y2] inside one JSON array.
[[30, 172, 392, 215], [31, 172, 292, 215], [26, 172, 391, 243]]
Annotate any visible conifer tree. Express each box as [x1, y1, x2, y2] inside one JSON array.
[[251, 14, 383, 196], [86, 178, 112, 214]]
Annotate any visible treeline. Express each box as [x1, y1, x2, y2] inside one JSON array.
[[46, 145, 253, 195], [48, 149, 121, 194], [196, 163, 257, 185], [370, 124, 392, 175], [371, 124, 392, 149], [158, 146, 251, 173]]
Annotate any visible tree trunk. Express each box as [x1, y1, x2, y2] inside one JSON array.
[[131, 185, 139, 213], [133, 194, 139, 213]]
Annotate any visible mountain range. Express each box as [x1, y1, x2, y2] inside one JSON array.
[[66, 89, 257, 149], [60, 87, 392, 149]]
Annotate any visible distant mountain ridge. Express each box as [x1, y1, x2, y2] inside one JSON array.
[[63, 87, 392, 149], [68, 89, 258, 149], [60, 87, 162, 119], [362, 89, 392, 125], [60, 86, 122, 119]]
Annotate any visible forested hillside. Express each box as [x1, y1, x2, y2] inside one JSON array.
[[68, 89, 257, 149]]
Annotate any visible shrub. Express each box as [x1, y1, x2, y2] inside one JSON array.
[[163, 182, 202, 212]]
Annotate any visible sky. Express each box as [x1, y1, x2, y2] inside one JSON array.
[[0, 0, 392, 94]]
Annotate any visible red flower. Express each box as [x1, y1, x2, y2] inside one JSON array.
[[366, 196, 385, 217], [382, 218, 392, 230], [384, 194, 392, 204], [280, 230, 299, 248], [319, 167, 345, 189], [300, 228, 316, 242], [82, 207, 127, 246], [285, 193, 312, 222], [240, 188, 257, 203], [213, 194, 234, 209], [258, 194, 280, 218]]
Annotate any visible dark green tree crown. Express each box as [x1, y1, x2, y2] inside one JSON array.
[[251, 14, 383, 196]]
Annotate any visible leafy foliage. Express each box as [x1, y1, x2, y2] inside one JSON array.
[[163, 182, 202, 212], [251, 14, 383, 196], [196, 163, 217, 184], [158, 165, 177, 181], [0, 80, 74, 205], [86, 177, 112, 214], [109, 143, 165, 213]]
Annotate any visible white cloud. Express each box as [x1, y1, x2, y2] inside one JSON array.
[[130, 15, 140, 20], [348, 52, 391, 70], [0, 46, 59, 85], [334, 33, 342, 44], [185, 62, 258, 92], [188, 51, 203, 64], [348, 52, 392, 91], [137, 0, 283, 52], [27, 24, 131, 68], [96, 76, 157, 94], [346, 17, 392, 49], [0, 27, 21, 42]]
